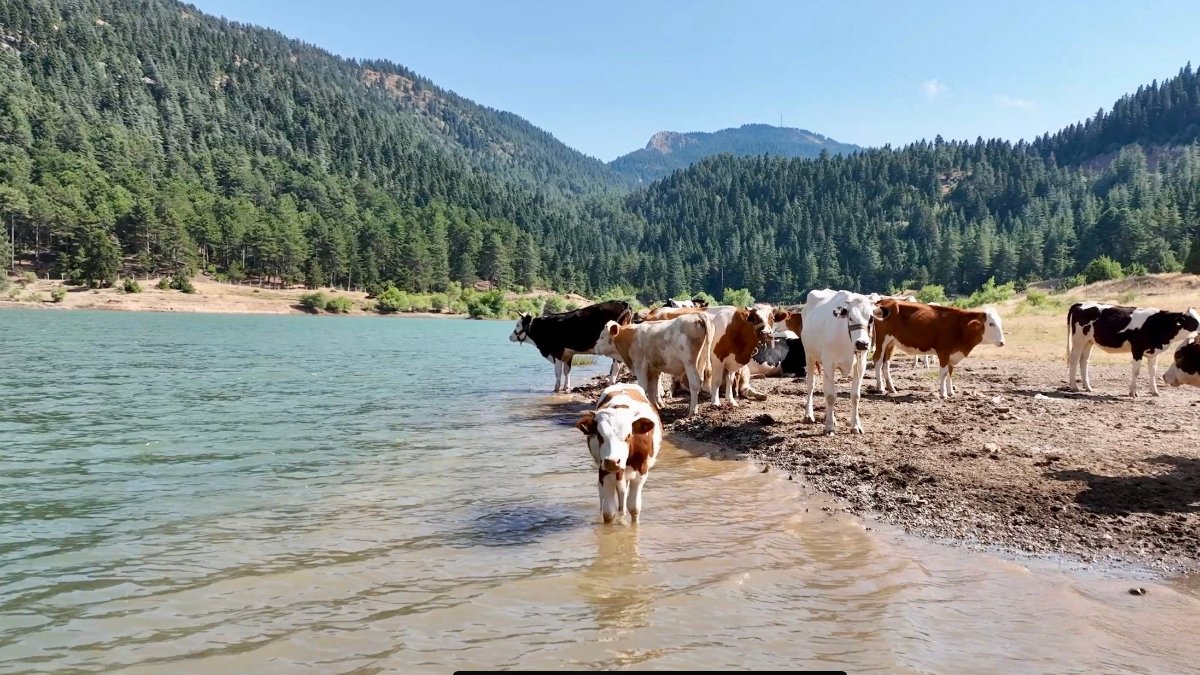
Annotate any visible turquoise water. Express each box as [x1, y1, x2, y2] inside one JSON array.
[[3, 309, 1200, 674]]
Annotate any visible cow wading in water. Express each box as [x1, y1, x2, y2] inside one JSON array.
[[1067, 302, 1200, 396], [510, 300, 632, 392], [576, 383, 662, 523]]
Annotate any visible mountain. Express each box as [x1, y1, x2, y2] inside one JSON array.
[[3, 0, 1200, 303], [609, 124, 862, 183]]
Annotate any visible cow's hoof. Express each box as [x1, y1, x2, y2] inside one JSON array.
[[1151, 390, 1162, 397], [824, 429, 836, 436], [851, 425, 864, 434]]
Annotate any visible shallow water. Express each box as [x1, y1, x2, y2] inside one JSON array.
[[2, 309, 1199, 673]]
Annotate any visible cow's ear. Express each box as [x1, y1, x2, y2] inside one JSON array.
[[608, 323, 620, 336], [833, 306, 848, 318], [631, 417, 656, 435], [773, 310, 789, 322], [874, 306, 891, 320], [576, 412, 597, 435]]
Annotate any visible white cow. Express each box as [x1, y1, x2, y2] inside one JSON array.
[[576, 383, 662, 523], [594, 313, 713, 416], [801, 289, 880, 435]]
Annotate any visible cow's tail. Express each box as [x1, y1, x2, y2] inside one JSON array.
[[695, 312, 714, 390]]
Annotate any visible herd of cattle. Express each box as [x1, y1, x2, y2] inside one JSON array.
[[509, 291, 1200, 523]]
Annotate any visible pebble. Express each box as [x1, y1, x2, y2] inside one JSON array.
[[984, 442, 1000, 453], [1129, 587, 1148, 596]]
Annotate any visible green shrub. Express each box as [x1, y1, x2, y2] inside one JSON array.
[[1014, 288, 1071, 316], [1083, 256, 1124, 284], [325, 296, 354, 314], [156, 277, 172, 290], [953, 277, 1016, 308], [1118, 290, 1141, 304], [376, 286, 411, 314], [1126, 262, 1148, 277], [19, 271, 35, 287], [122, 277, 143, 294], [0, 276, 10, 292], [430, 293, 450, 313], [509, 296, 545, 318], [596, 286, 644, 311], [571, 354, 596, 366], [300, 291, 328, 312], [50, 287, 66, 303], [543, 295, 569, 314], [721, 288, 755, 307], [914, 284, 948, 304], [466, 290, 507, 319], [170, 274, 196, 294]]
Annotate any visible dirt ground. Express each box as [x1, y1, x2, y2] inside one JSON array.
[[576, 357, 1200, 575]]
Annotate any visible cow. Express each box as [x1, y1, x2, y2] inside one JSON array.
[[510, 300, 632, 393], [575, 383, 662, 524], [886, 294, 934, 367], [872, 299, 1005, 398], [708, 304, 785, 407], [801, 289, 879, 434], [666, 297, 710, 309], [593, 312, 713, 416], [1067, 303, 1200, 397], [1164, 336, 1200, 389]]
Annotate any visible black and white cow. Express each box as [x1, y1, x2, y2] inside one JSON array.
[[1067, 302, 1200, 397], [666, 297, 710, 309], [1164, 337, 1200, 389], [510, 300, 633, 392]]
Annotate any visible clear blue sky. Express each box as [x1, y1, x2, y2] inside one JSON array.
[[190, 0, 1199, 161]]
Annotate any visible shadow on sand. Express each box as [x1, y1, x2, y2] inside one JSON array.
[[1048, 455, 1200, 515]]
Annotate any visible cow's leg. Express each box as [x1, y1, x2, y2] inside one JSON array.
[[724, 362, 738, 408], [608, 358, 621, 385], [874, 345, 889, 394], [946, 364, 956, 398], [804, 357, 818, 423], [850, 357, 866, 434], [562, 358, 574, 392], [1080, 342, 1095, 392], [1129, 357, 1142, 398], [626, 473, 647, 522], [599, 472, 619, 524], [884, 345, 899, 394], [553, 359, 564, 393], [615, 474, 629, 516], [710, 359, 727, 408], [1148, 353, 1161, 396], [822, 361, 838, 435], [1067, 336, 1080, 391], [739, 365, 768, 400], [684, 361, 701, 416], [937, 359, 950, 399]]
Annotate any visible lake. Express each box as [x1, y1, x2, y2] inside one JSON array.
[[2, 309, 1200, 673]]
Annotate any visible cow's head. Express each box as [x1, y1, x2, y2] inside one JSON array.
[[980, 306, 1006, 347], [832, 295, 876, 352], [509, 313, 534, 343], [576, 409, 656, 472], [1164, 336, 1200, 388], [692, 297, 709, 309], [593, 320, 623, 358], [746, 304, 778, 345], [1177, 307, 1200, 338]]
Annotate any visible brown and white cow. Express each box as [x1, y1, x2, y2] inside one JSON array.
[[872, 299, 1006, 398], [576, 383, 662, 523], [708, 304, 786, 407], [593, 312, 713, 416], [1164, 336, 1200, 389]]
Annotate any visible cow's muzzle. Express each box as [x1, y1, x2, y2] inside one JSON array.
[[854, 340, 870, 352]]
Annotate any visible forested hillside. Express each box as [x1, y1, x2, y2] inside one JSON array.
[[0, 0, 631, 293], [609, 124, 861, 183], [1, 0, 1200, 305]]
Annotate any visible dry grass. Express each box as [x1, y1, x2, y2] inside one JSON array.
[[989, 273, 1200, 363]]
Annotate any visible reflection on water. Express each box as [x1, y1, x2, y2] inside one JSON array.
[[1, 309, 1200, 673]]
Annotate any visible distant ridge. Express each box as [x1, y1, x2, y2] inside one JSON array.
[[609, 123, 862, 182]]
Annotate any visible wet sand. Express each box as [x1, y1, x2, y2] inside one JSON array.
[[575, 357, 1200, 577]]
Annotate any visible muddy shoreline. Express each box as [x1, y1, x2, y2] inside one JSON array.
[[575, 358, 1200, 577]]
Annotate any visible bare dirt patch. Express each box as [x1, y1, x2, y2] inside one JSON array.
[[574, 357, 1200, 575]]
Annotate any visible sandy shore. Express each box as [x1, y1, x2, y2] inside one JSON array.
[[575, 357, 1200, 576], [0, 278, 466, 318]]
